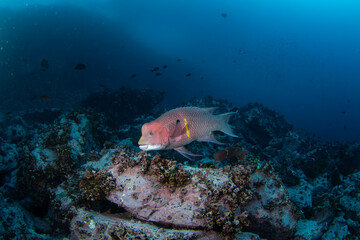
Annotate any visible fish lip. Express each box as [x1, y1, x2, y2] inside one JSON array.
[[139, 144, 165, 151], [139, 145, 148, 150]]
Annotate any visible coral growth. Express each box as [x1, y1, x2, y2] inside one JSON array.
[[2, 93, 360, 239], [106, 149, 297, 238], [79, 168, 116, 201], [70, 208, 224, 240], [147, 155, 191, 188]]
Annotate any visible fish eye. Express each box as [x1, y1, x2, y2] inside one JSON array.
[[149, 131, 153, 136]]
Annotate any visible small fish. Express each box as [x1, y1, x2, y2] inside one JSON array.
[[176, 58, 182, 62], [214, 147, 247, 162], [155, 72, 162, 76], [138, 107, 237, 159], [39, 95, 51, 101], [40, 58, 49, 70], [97, 83, 107, 88], [341, 111, 346, 114], [162, 65, 168, 69], [221, 13, 228, 18], [75, 63, 86, 70], [151, 67, 160, 72], [238, 48, 247, 55], [130, 73, 137, 79], [185, 73, 192, 77]]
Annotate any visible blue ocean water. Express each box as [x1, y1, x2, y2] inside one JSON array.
[[0, 0, 359, 142], [1, 1, 360, 239]]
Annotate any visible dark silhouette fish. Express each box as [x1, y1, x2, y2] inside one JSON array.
[[40, 58, 49, 70], [162, 65, 168, 69], [75, 63, 86, 70], [221, 13, 228, 18], [130, 74, 137, 79], [185, 73, 192, 77], [155, 72, 162, 76], [151, 67, 160, 72], [39, 96, 51, 101]]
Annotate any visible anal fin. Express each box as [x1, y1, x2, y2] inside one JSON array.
[[197, 132, 225, 145]]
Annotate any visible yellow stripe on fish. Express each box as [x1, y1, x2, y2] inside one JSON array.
[[184, 118, 191, 139]]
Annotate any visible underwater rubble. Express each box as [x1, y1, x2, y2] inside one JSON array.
[[0, 89, 359, 239]]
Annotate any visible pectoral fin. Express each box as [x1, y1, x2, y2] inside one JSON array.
[[170, 119, 186, 139]]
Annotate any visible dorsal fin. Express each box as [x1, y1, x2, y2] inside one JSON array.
[[201, 107, 217, 114]]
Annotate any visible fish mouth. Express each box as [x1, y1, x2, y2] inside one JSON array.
[[139, 144, 164, 151]]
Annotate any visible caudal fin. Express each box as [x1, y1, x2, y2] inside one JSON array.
[[218, 112, 238, 137]]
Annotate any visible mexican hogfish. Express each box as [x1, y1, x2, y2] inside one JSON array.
[[138, 107, 237, 158]]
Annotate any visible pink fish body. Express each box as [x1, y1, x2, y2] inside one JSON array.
[[138, 107, 237, 158]]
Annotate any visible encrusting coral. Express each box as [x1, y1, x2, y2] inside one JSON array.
[[2, 92, 359, 239], [79, 168, 116, 201], [104, 147, 297, 238]]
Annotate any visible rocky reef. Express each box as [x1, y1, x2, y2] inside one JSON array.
[[0, 88, 359, 239]]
